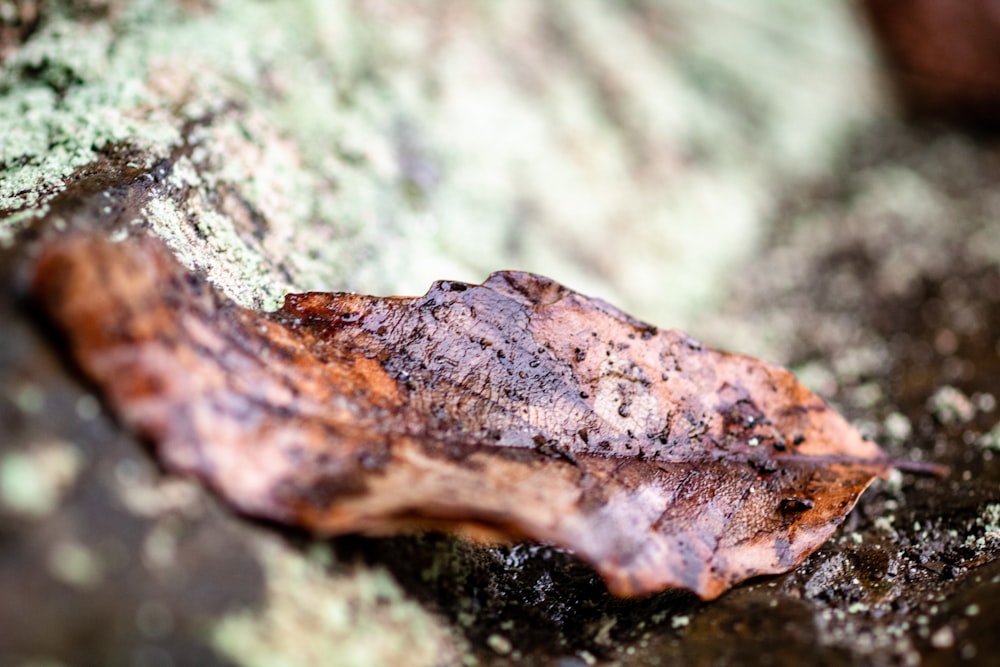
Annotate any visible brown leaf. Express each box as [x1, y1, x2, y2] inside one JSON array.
[[27, 232, 894, 599]]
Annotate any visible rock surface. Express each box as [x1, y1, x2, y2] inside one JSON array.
[[2, 2, 999, 666]]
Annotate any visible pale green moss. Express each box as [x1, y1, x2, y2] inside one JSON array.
[[211, 535, 463, 667], [47, 539, 104, 589], [0, 14, 180, 217], [0, 440, 82, 518], [143, 192, 287, 310], [1, 0, 881, 325]]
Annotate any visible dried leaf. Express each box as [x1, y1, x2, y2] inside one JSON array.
[[28, 233, 894, 599]]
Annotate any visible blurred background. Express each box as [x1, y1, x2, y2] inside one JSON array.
[[2, 0, 886, 328]]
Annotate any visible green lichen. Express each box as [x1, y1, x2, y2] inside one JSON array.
[[211, 535, 463, 667], [2, 0, 880, 326], [47, 539, 104, 589], [0, 440, 82, 518], [0, 12, 179, 220]]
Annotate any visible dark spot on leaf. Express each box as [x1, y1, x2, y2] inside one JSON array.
[[780, 497, 815, 513]]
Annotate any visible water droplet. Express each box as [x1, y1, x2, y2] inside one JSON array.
[[76, 395, 101, 421]]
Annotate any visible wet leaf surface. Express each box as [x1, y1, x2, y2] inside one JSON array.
[[26, 231, 896, 599]]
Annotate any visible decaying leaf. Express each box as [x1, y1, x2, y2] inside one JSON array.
[[28, 232, 897, 599]]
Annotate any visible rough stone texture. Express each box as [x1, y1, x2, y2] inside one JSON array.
[[3, 1, 999, 666], [1, 0, 879, 323]]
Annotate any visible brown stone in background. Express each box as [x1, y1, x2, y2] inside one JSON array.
[[860, 0, 1000, 128]]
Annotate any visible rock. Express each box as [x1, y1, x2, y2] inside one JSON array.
[[860, 0, 1000, 129]]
